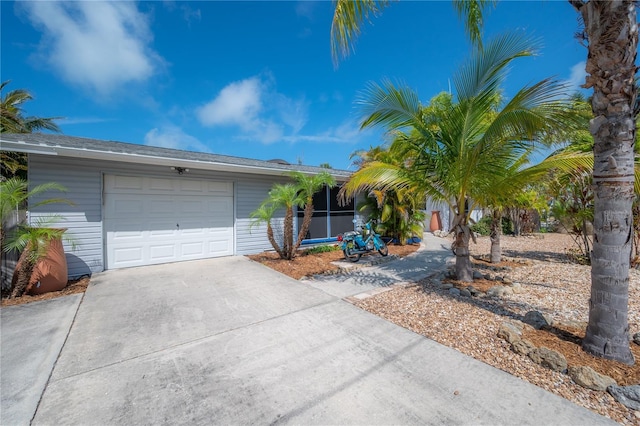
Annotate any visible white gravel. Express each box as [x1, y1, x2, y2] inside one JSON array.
[[355, 233, 640, 425]]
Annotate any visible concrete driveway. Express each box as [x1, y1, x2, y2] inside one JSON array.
[[2, 244, 614, 425]]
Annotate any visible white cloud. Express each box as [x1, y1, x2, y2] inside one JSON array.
[[197, 78, 263, 127], [567, 61, 587, 94], [21, 1, 161, 96], [144, 125, 209, 152], [196, 75, 309, 144]]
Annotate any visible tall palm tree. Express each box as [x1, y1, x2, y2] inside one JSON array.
[[1, 80, 62, 180], [331, 0, 495, 65], [341, 34, 573, 281], [568, 0, 638, 365], [332, 0, 638, 365], [1, 81, 61, 134]]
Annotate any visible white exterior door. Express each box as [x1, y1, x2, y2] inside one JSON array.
[[104, 175, 234, 269]]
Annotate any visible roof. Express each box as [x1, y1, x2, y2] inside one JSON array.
[[0, 133, 353, 179]]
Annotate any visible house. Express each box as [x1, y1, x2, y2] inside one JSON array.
[[0, 134, 356, 279]]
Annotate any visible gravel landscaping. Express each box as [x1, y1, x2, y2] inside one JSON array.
[[355, 233, 640, 425]]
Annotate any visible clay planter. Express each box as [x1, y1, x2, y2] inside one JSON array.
[[11, 229, 69, 296], [430, 210, 443, 232]]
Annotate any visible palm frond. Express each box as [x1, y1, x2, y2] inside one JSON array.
[[330, 0, 390, 66]]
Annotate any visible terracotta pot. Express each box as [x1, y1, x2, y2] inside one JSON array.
[[11, 230, 69, 296], [429, 210, 442, 232], [27, 235, 68, 295]]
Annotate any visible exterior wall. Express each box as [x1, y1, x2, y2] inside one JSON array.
[[28, 155, 290, 277]]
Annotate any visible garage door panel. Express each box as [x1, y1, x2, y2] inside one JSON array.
[[105, 175, 234, 269], [149, 244, 177, 260], [112, 247, 144, 264]]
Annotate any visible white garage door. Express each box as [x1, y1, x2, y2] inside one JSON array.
[[104, 175, 234, 269]]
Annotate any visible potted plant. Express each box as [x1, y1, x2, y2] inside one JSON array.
[[0, 177, 74, 298]]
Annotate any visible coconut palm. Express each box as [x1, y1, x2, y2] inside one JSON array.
[[331, 0, 495, 65], [1, 80, 62, 179], [332, 0, 638, 364], [0, 81, 61, 134], [341, 33, 574, 282]]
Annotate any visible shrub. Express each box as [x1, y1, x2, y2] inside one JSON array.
[[470, 216, 491, 236], [304, 244, 340, 255]]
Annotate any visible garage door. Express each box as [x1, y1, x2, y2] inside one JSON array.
[[104, 175, 234, 269]]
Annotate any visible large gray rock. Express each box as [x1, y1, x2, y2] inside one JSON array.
[[523, 310, 553, 329], [511, 338, 536, 356], [460, 288, 471, 297], [448, 287, 461, 297], [472, 270, 484, 280], [568, 366, 616, 391], [528, 347, 567, 372], [607, 385, 640, 411], [487, 286, 513, 298], [497, 322, 522, 344]]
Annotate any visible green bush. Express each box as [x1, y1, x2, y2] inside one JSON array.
[[304, 244, 340, 255], [470, 216, 491, 236]]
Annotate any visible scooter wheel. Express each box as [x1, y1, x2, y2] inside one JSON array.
[[377, 241, 389, 256], [343, 247, 362, 262]]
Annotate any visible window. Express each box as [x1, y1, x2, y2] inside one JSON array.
[[297, 185, 355, 240]]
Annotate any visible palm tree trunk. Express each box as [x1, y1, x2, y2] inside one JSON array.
[[266, 222, 285, 259], [573, 0, 636, 365], [10, 248, 33, 298], [283, 207, 294, 260], [490, 211, 502, 264], [294, 202, 314, 252], [453, 218, 474, 282]]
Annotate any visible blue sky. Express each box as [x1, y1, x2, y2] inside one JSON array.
[[2, 1, 589, 170]]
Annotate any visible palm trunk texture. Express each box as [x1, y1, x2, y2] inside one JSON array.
[[490, 212, 502, 264], [453, 218, 474, 282], [283, 207, 294, 260], [574, 0, 637, 365], [294, 202, 314, 252]]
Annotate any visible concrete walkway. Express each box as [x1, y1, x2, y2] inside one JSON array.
[[302, 232, 452, 298], [1, 239, 615, 425]]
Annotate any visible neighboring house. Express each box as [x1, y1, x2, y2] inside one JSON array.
[[0, 134, 356, 278]]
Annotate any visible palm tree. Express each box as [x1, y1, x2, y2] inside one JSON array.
[[0, 177, 69, 254], [1, 80, 62, 180], [345, 141, 425, 245], [0, 81, 61, 134], [332, 0, 638, 365], [251, 183, 301, 260], [331, 0, 495, 65], [341, 34, 573, 282], [288, 171, 336, 252]]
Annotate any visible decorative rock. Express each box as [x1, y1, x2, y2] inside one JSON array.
[[472, 270, 484, 280], [494, 275, 504, 282], [502, 276, 513, 285], [523, 310, 553, 329], [460, 289, 471, 297], [497, 322, 522, 344], [511, 338, 536, 356], [442, 283, 454, 290], [467, 286, 479, 296], [607, 385, 640, 411], [483, 273, 492, 280], [431, 278, 442, 287], [568, 366, 616, 391], [449, 287, 461, 297], [487, 286, 513, 297], [633, 332, 640, 345], [511, 282, 524, 294], [528, 347, 567, 372]]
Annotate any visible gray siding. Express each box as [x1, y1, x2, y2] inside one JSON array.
[[28, 155, 290, 277]]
